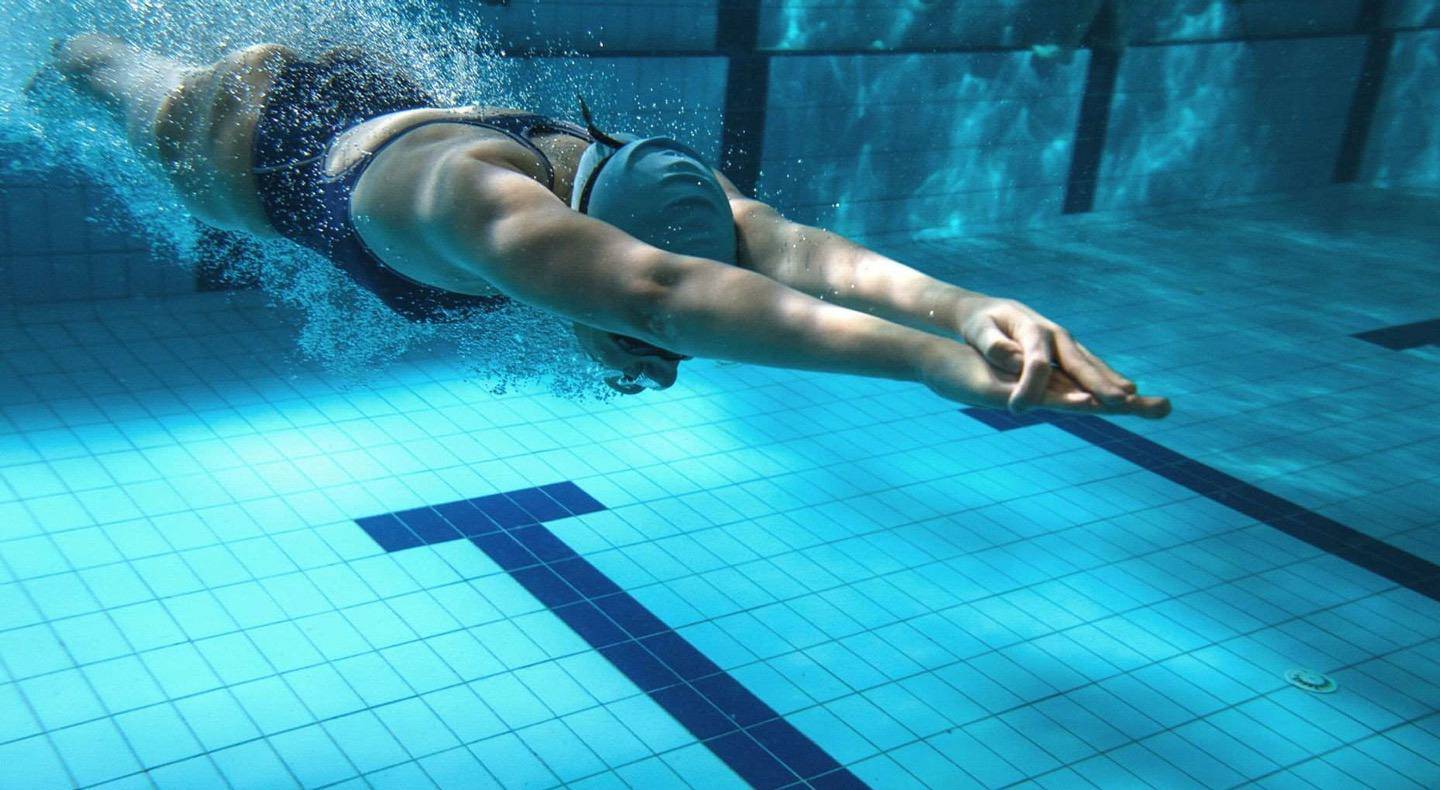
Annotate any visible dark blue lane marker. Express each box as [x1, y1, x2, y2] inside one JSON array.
[[356, 481, 867, 790], [962, 409, 1440, 602], [1352, 318, 1440, 350]]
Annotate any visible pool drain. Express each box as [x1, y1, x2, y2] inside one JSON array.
[[1284, 668, 1338, 694]]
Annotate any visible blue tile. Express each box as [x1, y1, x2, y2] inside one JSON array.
[[470, 733, 559, 788], [113, 704, 202, 768], [642, 631, 724, 681], [50, 719, 142, 786], [350, 484, 852, 789], [148, 755, 227, 788], [551, 558, 623, 598], [693, 673, 779, 728], [469, 493, 537, 528], [540, 481, 607, 516], [374, 697, 461, 758], [0, 736, 70, 789], [650, 683, 737, 740], [323, 711, 409, 774], [268, 725, 357, 787], [594, 593, 671, 638], [512, 565, 584, 608], [469, 533, 541, 571], [433, 500, 500, 537], [394, 506, 462, 544], [507, 487, 571, 522], [599, 640, 683, 692], [510, 524, 580, 563], [705, 731, 800, 790], [372, 760, 444, 789], [516, 718, 606, 784], [355, 514, 422, 552], [748, 718, 845, 779], [960, 407, 1050, 431], [810, 769, 871, 790], [552, 601, 631, 647], [174, 691, 261, 751], [962, 404, 1440, 605], [231, 678, 313, 735]]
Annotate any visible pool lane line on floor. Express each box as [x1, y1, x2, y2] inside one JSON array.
[[355, 481, 867, 790], [1352, 318, 1440, 350], [962, 408, 1440, 603]]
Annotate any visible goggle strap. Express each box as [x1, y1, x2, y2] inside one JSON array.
[[576, 94, 630, 150]]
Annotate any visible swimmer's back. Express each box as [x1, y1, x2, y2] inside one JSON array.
[[153, 44, 573, 239]]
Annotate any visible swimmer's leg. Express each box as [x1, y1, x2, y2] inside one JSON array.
[[53, 35, 292, 234], [54, 34, 189, 156]]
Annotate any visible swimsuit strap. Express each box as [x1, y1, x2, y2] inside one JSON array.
[[341, 111, 593, 191], [467, 113, 594, 189]]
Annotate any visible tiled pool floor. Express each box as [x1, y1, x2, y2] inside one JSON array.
[[1, 184, 1437, 788]]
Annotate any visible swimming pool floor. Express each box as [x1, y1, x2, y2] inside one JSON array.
[[0, 185, 1438, 788]]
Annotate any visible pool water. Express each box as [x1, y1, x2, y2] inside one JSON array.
[[3, 0, 1440, 785], [1, 184, 1437, 788]]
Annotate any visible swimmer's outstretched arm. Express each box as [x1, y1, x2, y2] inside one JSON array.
[[713, 174, 1167, 416], [354, 140, 1164, 417]]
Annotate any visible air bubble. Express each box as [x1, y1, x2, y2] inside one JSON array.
[[3, 0, 702, 401]]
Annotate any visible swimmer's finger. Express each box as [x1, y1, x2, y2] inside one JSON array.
[[1008, 324, 1055, 414], [1054, 331, 1129, 405], [970, 319, 1023, 373], [1083, 391, 1171, 419], [1074, 340, 1137, 395], [1031, 370, 1171, 419], [1038, 392, 1172, 419], [1024, 367, 1102, 414], [1120, 394, 1172, 419], [1047, 390, 1103, 412]]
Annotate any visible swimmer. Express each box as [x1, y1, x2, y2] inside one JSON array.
[[50, 34, 1169, 417]]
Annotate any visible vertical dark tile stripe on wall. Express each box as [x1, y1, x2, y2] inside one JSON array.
[[717, 0, 769, 197], [1062, 2, 1125, 215], [1061, 45, 1122, 215], [1334, 0, 1397, 182], [355, 481, 867, 789]]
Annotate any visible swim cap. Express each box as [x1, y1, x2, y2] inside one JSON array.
[[571, 140, 736, 266], [572, 98, 738, 392]]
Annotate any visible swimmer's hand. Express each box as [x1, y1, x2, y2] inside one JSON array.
[[953, 296, 1171, 418], [919, 341, 1170, 418]]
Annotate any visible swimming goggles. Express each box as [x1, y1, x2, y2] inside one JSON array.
[[603, 333, 692, 394]]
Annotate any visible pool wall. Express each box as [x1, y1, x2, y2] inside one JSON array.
[[1, 0, 1437, 306]]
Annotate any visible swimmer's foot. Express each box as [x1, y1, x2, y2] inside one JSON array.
[[20, 48, 75, 107], [53, 33, 132, 79], [24, 34, 125, 102]]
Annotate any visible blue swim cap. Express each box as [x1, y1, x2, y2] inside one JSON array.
[[571, 141, 736, 266], [573, 98, 738, 392]]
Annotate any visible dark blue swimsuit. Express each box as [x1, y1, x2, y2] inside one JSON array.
[[251, 51, 592, 321]]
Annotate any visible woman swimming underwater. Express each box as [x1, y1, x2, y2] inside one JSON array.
[[51, 34, 1168, 417]]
